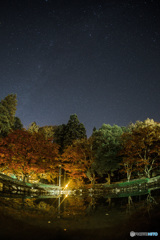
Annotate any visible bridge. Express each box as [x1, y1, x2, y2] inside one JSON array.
[[0, 173, 61, 195], [1, 172, 160, 199]]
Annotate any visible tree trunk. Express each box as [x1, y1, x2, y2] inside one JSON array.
[[64, 170, 66, 186], [127, 171, 131, 182], [107, 173, 111, 185], [145, 166, 150, 178], [23, 174, 29, 183], [91, 173, 95, 185], [147, 172, 150, 178]]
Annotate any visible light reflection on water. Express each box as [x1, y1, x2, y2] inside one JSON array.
[[0, 188, 160, 240]]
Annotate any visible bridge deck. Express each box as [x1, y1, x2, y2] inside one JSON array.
[[0, 173, 61, 193]]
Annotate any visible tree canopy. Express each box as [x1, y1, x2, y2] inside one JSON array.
[[54, 114, 87, 153], [61, 138, 93, 186], [1, 93, 160, 187], [28, 121, 39, 133], [0, 94, 17, 136], [0, 129, 60, 182], [13, 116, 23, 130], [38, 125, 57, 140], [120, 118, 160, 180], [91, 124, 124, 184]]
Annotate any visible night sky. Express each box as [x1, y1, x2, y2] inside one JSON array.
[[0, 0, 160, 136]]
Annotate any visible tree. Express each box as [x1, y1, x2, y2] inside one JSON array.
[[92, 127, 97, 133], [61, 138, 93, 186], [0, 105, 10, 136], [0, 130, 60, 183], [120, 118, 160, 180], [119, 132, 137, 181], [54, 124, 67, 153], [38, 125, 57, 140], [28, 121, 39, 133], [0, 94, 17, 136], [54, 114, 87, 152], [64, 114, 87, 147], [92, 124, 124, 184], [12, 116, 23, 130], [0, 94, 17, 127]]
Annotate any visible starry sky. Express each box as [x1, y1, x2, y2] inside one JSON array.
[[0, 0, 160, 136]]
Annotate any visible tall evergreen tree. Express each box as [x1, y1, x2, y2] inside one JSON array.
[[54, 124, 67, 153], [13, 116, 23, 130], [54, 114, 87, 153], [1, 94, 17, 127], [64, 114, 87, 147], [0, 94, 17, 136]]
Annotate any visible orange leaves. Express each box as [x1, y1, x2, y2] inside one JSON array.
[[120, 119, 160, 179], [0, 129, 60, 182], [0, 153, 5, 158], [61, 139, 93, 182]]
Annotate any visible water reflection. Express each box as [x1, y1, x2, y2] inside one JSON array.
[[0, 188, 160, 240]]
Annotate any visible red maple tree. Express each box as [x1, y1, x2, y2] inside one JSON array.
[[0, 129, 60, 182], [61, 138, 93, 187]]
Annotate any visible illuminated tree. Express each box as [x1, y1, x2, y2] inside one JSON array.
[[61, 138, 93, 186], [91, 124, 124, 184], [120, 118, 160, 180], [119, 132, 137, 181], [0, 130, 60, 182]]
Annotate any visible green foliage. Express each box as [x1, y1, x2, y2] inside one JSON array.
[[0, 94, 17, 136], [28, 121, 39, 133], [91, 124, 124, 183], [54, 124, 67, 152], [54, 114, 87, 152], [1, 94, 17, 127], [0, 106, 10, 136], [38, 125, 57, 140], [92, 127, 97, 132], [64, 114, 87, 146], [12, 116, 23, 130]]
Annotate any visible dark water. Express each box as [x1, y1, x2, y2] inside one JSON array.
[[0, 188, 160, 240]]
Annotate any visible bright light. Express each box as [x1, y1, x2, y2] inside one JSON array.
[[57, 194, 68, 209], [63, 181, 70, 190]]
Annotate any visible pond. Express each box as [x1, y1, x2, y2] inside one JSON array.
[[0, 187, 160, 240]]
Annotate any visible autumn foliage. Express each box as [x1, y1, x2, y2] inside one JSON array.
[[0, 117, 160, 187], [61, 138, 93, 186], [120, 119, 160, 180], [0, 129, 60, 182]]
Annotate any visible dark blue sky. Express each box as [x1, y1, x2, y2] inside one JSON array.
[[0, 0, 160, 136]]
